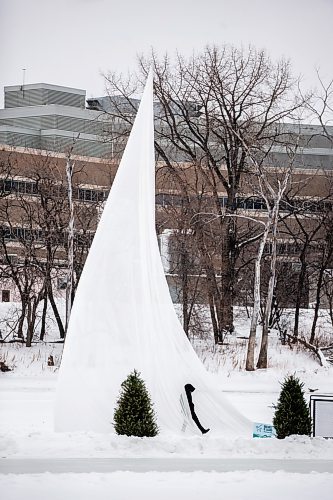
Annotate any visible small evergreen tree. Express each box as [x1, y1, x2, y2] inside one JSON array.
[[113, 369, 158, 437], [273, 374, 312, 439]]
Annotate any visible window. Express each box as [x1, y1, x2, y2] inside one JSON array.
[[2, 290, 10, 302], [253, 198, 265, 210], [77, 188, 106, 203], [4, 180, 12, 193], [7, 254, 18, 264], [57, 277, 67, 290]]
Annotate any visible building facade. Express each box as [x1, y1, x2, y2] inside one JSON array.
[[0, 82, 332, 318], [0, 83, 112, 158]]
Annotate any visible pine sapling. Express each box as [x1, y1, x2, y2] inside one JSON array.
[[273, 374, 312, 439], [113, 369, 158, 437]]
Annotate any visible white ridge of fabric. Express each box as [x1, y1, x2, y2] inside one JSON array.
[[55, 69, 252, 437]]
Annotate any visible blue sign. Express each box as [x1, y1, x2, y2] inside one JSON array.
[[253, 422, 277, 438]]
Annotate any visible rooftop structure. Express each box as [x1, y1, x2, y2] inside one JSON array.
[[0, 83, 112, 158], [0, 83, 332, 169]]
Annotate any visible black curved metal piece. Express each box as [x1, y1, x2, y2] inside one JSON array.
[[184, 384, 210, 434]]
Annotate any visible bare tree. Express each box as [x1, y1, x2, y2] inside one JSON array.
[[255, 164, 294, 369], [219, 124, 297, 369], [0, 150, 103, 343], [309, 212, 333, 344], [104, 45, 305, 337], [306, 72, 333, 138], [280, 178, 333, 341], [0, 191, 46, 345], [65, 152, 75, 333], [304, 73, 333, 346]]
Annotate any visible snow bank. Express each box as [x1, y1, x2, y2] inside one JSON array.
[[1, 372, 333, 460], [1, 429, 333, 460]]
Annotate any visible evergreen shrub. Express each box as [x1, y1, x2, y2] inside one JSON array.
[[273, 374, 312, 439], [113, 369, 158, 437]]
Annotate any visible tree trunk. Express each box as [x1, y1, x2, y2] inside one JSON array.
[[310, 265, 325, 344], [208, 289, 219, 345], [26, 295, 41, 347], [257, 208, 278, 369], [48, 281, 65, 339], [40, 292, 48, 341], [17, 301, 26, 340], [293, 249, 307, 340], [246, 221, 270, 371], [25, 300, 33, 347], [66, 157, 75, 333], [197, 226, 223, 344], [180, 246, 190, 336], [220, 216, 235, 333], [246, 255, 263, 370], [326, 280, 333, 328]]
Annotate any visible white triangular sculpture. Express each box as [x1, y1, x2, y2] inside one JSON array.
[[55, 70, 251, 436]]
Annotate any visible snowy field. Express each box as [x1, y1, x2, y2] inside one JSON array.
[[1, 306, 333, 498]]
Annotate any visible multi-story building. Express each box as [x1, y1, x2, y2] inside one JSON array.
[[0, 83, 332, 314], [0, 83, 112, 158]]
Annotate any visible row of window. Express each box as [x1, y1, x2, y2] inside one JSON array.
[[1, 180, 331, 213], [0, 226, 94, 246], [156, 193, 333, 213], [233, 197, 333, 212], [264, 241, 327, 255], [264, 242, 301, 256], [0, 179, 108, 203]]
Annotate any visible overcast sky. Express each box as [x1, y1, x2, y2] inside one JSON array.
[[1, 0, 332, 106]]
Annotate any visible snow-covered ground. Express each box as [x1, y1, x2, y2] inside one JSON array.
[[1, 352, 333, 460], [1, 306, 333, 498], [2, 470, 332, 500]]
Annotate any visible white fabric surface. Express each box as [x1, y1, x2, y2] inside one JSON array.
[[55, 70, 251, 436]]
